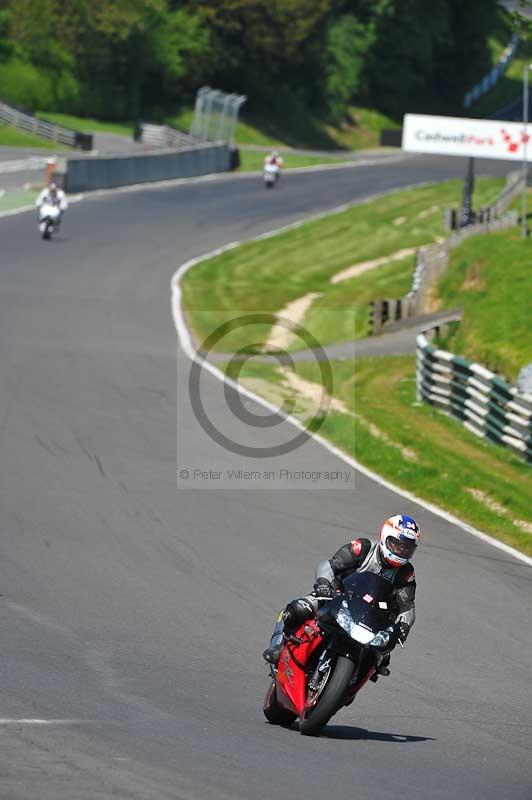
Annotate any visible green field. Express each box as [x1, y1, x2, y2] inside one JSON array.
[[0, 188, 39, 212], [227, 354, 532, 556], [182, 177, 505, 353], [37, 112, 133, 138], [0, 122, 61, 149], [434, 225, 532, 381], [182, 174, 531, 555], [169, 105, 399, 151]]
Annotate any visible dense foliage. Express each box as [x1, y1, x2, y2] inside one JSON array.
[[0, 0, 509, 122]]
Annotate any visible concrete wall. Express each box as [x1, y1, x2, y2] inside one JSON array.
[[65, 144, 231, 192]]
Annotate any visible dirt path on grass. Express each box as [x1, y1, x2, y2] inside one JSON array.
[[264, 292, 322, 350], [330, 246, 418, 284], [203, 309, 463, 363]]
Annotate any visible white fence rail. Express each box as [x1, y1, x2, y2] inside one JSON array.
[[417, 328, 532, 463], [0, 101, 92, 149], [135, 122, 197, 149]]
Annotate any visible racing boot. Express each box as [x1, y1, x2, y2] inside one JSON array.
[[263, 599, 315, 665], [263, 643, 284, 664], [262, 616, 285, 665]]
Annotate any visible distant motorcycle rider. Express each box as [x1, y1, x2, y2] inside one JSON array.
[[264, 150, 283, 169], [263, 515, 420, 677], [36, 181, 68, 221]]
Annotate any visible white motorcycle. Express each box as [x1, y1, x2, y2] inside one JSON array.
[[263, 163, 280, 188], [39, 202, 61, 240]]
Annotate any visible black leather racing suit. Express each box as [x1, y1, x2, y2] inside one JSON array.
[[267, 537, 416, 658]]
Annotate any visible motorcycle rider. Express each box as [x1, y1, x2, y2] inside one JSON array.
[[36, 181, 68, 226], [264, 150, 283, 170], [263, 514, 420, 678]]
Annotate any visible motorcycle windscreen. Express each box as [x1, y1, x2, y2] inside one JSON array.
[[325, 572, 394, 637]]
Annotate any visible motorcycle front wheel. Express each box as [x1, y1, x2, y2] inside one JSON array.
[[299, 655, 354, 736]]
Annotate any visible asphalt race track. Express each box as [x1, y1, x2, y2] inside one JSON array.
[[1, 155, 531, 799]]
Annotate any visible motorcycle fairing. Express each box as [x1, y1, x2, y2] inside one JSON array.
[[276, 619, 324, 715], [322, 571, 394, 636]]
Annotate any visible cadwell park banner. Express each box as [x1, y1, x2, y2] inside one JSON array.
[[402, 113, 530, 161]]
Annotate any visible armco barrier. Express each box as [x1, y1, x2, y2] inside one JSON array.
[[370, 211, 517, 335], [135, 121, 197, 149], [64, 144, 231, 192], [417, 328, 532, 463], [369, 169, 520, 336], [445, 170, 525, 232], [0, 101, 93, 150]]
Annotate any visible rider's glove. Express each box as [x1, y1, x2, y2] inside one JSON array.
[[313, 578, 335, 599]]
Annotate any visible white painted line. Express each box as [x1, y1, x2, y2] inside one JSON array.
[[0, 203, 35, 218], [0, 156, 48, 174], [0, 719, 88, 725], [0, 193, 83, 220], [171, 200, 532, 569]]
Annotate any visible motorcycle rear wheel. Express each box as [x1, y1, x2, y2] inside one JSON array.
[[263, 681, 297, 727], [299, 655, 354, 736]]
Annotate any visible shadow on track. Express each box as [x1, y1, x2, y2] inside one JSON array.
[[323, 725, 434, 743], [265, 721, 434, 742]]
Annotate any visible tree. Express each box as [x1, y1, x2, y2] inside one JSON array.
[[324, 13, 375, 120]]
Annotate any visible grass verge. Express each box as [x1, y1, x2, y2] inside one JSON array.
[[0, 122, 61, 149], [434, 224, 532, 382], [182, 177, 505, 353], [227, 355, 532, 556], [169, 105, 399, 151], [238, 151, 349, 172], [0, 188, 38, 212], [36, 112, 133, 138]]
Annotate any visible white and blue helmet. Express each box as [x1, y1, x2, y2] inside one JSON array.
[[378, 514, 420, 567]]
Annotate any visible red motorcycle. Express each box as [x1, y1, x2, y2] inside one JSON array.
[[263, 572, 396, 735]]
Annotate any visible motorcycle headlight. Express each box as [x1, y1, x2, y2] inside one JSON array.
[[336, 607, 376, 645]]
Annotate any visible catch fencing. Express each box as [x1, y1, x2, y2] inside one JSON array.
[[417, 327, 532, 463], [0, 101, 92, 150], [464, 33, 520, 109], [190, 87, 246, 145], [64, 143, 231, 192]]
